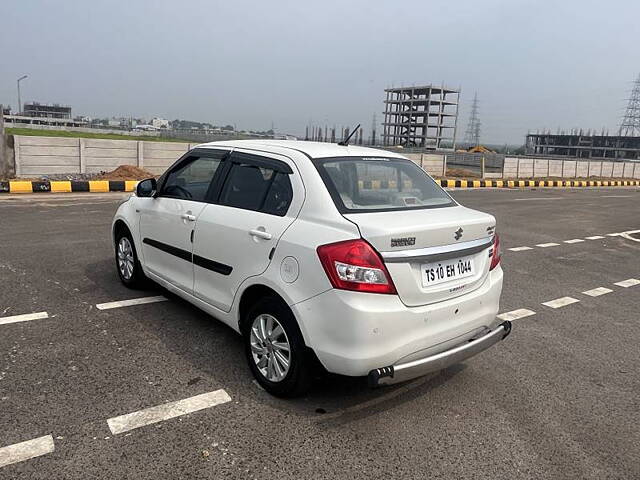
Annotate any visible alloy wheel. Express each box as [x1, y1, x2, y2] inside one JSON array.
[[117, 237, 135, 280], [250, 314, 291, 382]]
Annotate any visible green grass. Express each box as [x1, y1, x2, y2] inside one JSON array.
[[6, 127, 190, 143]]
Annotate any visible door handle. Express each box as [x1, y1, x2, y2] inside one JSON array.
[[181, 214, 196, 221], [249, 229, 272, 240]]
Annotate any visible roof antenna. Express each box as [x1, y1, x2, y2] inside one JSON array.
[[338, 123, 360, 146]]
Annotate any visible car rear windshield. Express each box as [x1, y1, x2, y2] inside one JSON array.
[[315, 157, 455, 213]]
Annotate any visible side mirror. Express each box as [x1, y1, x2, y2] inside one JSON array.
[[136, 178, 157, 197]]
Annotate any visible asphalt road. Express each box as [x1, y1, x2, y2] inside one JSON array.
[[0, 187, 639, 479]]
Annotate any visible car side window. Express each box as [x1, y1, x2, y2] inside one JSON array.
[[161, 155, 222, 202], [219, 160, 293, 216]]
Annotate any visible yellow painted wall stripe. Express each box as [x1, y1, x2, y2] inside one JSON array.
[[9, 181, 33, 193], [89, 180, 110, 193], [472, 180, 481, 188], [447, 180, 455, 188], [50, 181, 72, 193]]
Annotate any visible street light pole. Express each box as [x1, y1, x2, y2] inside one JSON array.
[[17, 75, 28, 115]]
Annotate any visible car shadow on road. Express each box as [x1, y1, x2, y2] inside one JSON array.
[[116, 283, 470, 422], [84, 257, 165, 299], [294, 364, 467, 425]]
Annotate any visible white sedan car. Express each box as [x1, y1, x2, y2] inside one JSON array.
[[112, 140, 510, 397]]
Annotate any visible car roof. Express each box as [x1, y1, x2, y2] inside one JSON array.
[[194, 139, 407, 160]]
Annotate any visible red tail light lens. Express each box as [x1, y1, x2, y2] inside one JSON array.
[[490, 234, 501, 270], [317, 239, 397, 294]]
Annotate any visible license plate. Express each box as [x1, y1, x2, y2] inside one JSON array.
[[421, 255, 475, 287]]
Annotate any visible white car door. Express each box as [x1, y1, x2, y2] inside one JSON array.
[[138, 148, 228, 293], [192, 150, 303, 312]]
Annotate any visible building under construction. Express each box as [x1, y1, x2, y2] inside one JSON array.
[[23, 102, 72, 119], [382, 85, 459, 150], [526, 132, 640, 160], [526, 72, 640, 161]]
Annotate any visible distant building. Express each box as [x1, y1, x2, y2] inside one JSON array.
[[23, 102, 71, 119], [134, 124, 160, 131], [151, 117, 169, 129], [526, 132, 640, 161], [382, 84, 460, 150]]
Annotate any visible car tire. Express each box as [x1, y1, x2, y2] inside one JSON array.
[[115, 228, 146, 289], [244, 296, 313, 398]]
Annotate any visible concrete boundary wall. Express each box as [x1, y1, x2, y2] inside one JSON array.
[[502, 156, 639, 179], [13, 135, 192, 177], [404, 153, 446, 176], [7, 135, 640, 179]]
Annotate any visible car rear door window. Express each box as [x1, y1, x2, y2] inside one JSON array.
[[219, 156, 293, 216]]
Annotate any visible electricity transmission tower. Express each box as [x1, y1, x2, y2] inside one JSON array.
[[464, 92, 481, 146], [618, 73, 640, 136]]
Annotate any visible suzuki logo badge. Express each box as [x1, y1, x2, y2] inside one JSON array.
[[454, 227, 463, 241]]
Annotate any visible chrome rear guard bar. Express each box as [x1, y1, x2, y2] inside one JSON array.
[[368, 321, 512, 387]]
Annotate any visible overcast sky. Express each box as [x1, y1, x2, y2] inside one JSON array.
[[1, 0, 639, 144]]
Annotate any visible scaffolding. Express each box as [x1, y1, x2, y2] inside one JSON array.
[[382, 84, 459, 150]]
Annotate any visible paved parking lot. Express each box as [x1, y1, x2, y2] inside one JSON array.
[[1, 187, 639, 479]]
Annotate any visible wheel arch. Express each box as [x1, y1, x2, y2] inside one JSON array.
[[238, 284, 289, 335], [112, 218, 130, 242], [237, 282, 326, 377]]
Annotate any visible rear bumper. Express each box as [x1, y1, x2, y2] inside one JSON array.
[[368, 321, 512, 386], [292, 266, 503, 376]]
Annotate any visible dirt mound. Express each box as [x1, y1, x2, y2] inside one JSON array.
[[95, 165, 155, 180], [436, 168, 479, 178]]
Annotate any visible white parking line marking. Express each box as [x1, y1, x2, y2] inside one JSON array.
[[606, 233, 623, 237], [585, 235, 605, 240], [107, 389, 231, 435], [513, 197, 564, 201], [542, 297, 580, 308], [0, 435, 55, 468], [96, 296, 167, 310], [582, 287, 613, 297], [536, 243, 560, 248], [508, 246, 533, 252], [497, 309, 536, 321], [0, 311, 49, 326], [613, 278, 640, 288], [564, 239, 585, 244], [621, 230, 640, 243]]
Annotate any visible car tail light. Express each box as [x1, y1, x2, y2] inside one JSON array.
[[490, 234, 501, 270], [317, 239, 397, 294]]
